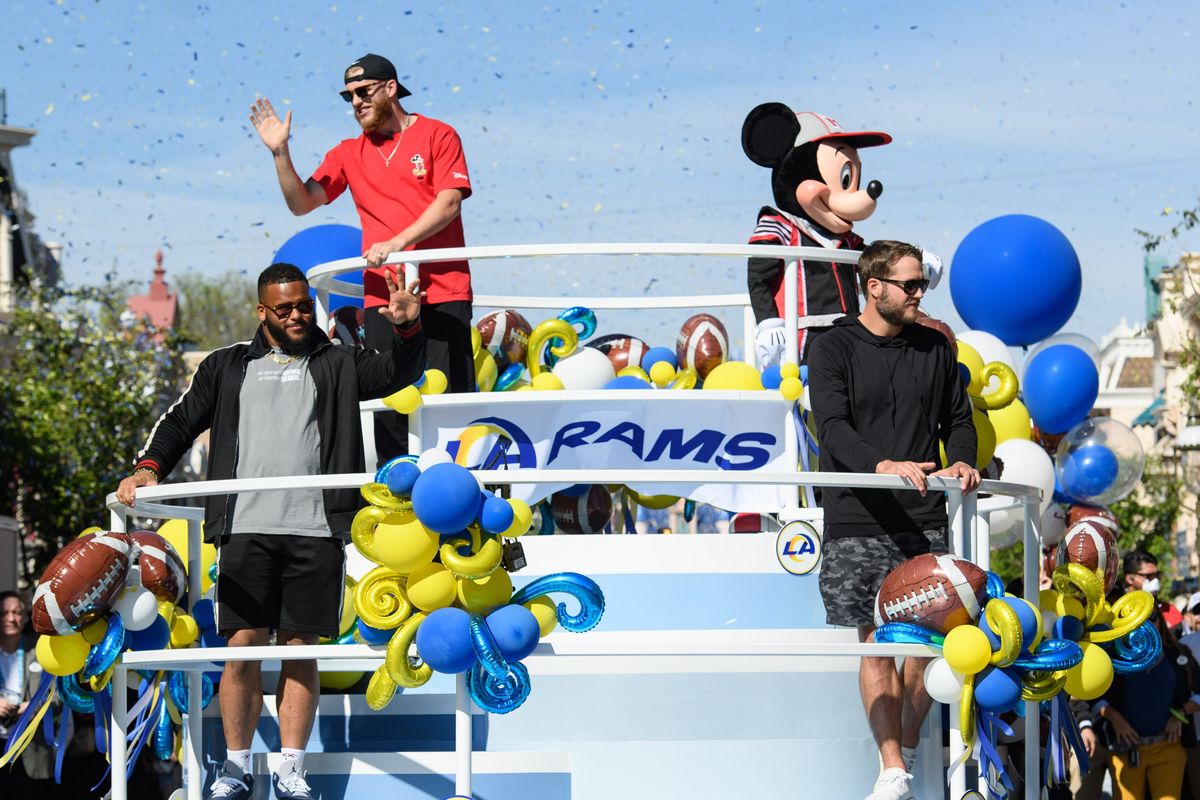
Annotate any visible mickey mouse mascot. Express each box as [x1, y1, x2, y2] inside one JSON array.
[[742, 103, 894, 367]]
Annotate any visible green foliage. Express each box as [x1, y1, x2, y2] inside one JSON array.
[[173, 270, 259, 351], [0, 277, 187, 585], [988, 539, 1025, 588], [1137, 205, 1200, 254], [1110, 457, 1182, 580]]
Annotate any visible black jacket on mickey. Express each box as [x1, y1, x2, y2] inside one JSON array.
[[133, 322, 425, 543], [808, 315, 976, 537]]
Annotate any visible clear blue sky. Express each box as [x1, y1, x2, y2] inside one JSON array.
[[3, 0, 1199, 351]]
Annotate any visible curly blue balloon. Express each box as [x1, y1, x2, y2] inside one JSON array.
[[536, 501, 555, 536], [166, 670, 214, 713], [683, 500, 696, 523], [985, 572, 1006, 601], [82, 612, 127, 680], [208, 561, 218, 585], [375, 454, 418, 484], [508, 572, 605, 633], [1012, 638, 1083, 672], [467, 660, 531, 714], [494, 363, 526, 392], [468, 613, 511, 682], [1111, 622, 1162, 673], [152, 702, 174, 761], [872, 622, 944, 647], [546, 307, 597, 367], [58, 673, 98, 714]]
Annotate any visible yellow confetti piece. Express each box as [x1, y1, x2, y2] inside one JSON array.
[[80, 93, 91, 101], [482, 26, 490, 32], [44, 103, 55, 116], [44, 36, 54, 43], [560, 201, 570, 209], [187, 78, 196, 86], [1164, 207, 1174, 215], [593, 203, 602, 213], [596, 84, 606, 91], [452, 86, 461, 93]]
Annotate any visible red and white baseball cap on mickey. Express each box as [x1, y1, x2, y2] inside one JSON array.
[[792, 111, 892, 149]]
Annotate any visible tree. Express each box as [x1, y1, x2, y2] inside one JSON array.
[[1110, 458, 1183, 580], [173, 270, 259, 351], [0, 277, 187, 586]]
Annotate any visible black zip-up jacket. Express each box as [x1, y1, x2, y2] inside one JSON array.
[[133, 322, 425, 543], [807, 314, 976, 536]]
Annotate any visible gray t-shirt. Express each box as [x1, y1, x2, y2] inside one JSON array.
[[230, 349, 330, 537]]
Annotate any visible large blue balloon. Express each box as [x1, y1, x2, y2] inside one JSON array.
[[272, 224, 363, 313], [1022, 344, 1098, 434], [973, 665, 1023, 713], [1060, 444, 1119, 499], [949, 215, 1081, 346], [415, 608, 476, 673], [486, 604, 541, 662], [411, 463, 485, 534]]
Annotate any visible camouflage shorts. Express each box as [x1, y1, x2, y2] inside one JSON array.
[[818, 528, 948, 628]]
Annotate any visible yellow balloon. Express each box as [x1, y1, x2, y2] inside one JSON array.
[[339, 575, 358, 636], [77, 526, 105, 539], [1064, 642, 1114, 700], [526, 319, 579, 378], [989, 399, 1032, 444], [942, 625, 992, 676], [439, 530, 503, 579], [531, 372, 565, 391], [780, 362, 800, 380], [406, 563, 458, 612], [374, 514, 439, 573], [504, 499, 533, 538], [82, 618, 109, 645], [366, 665, 398, 710], [354, 566, 411, 630], [779, 376, 803, 401], [36, 632, 90, 677], [975, 362, 1019, 410], [421, 369, 448, 396], [383, 384, 423, 415], [616, 365, 652, 383], [470, 326, 483, 355], [385, 611, 432, 688], [670, 368, 697, 390], [474, 350, 498, 392], [525, 596, 558, 637], [626, 489, 677, 510], [170, 614, 199, 648], [957, 342, 985, 395], [973, 407, 996, 469], [701, 361, 764, 391], [157, 519, 217, 594], [457, 569, 513, 614], [649, 361, 676, 387], [319, 671, 364, 691], [1053, 594, 1086, 620], [158, 599, 178, 626]]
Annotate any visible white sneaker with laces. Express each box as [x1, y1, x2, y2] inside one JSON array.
[[273, 768, 316, 800], [865, 767, 914, 800], [207, 761, 254, 800]]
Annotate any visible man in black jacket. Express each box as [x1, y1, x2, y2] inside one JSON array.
[[808, 240, 979, 800], [115, 262, 424, 800]]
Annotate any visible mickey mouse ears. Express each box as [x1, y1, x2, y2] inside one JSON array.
[[742, 102, 891, 167]]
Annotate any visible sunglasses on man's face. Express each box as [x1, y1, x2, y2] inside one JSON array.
[[263, 300, 314, 319], [339, 82, 386, 103], [877, 277, 931, 296]]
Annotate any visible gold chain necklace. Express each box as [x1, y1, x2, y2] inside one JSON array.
[[374, 115, 413, 167], [268, 352, 300, 366]]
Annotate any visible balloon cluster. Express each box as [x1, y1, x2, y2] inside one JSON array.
[[348, 451, 605, 713], [381, 368, 450, 415]]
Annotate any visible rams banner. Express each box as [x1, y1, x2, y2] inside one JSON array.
[[418, 394, 793, 511]]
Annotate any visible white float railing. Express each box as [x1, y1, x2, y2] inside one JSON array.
[[105, 470, 1042, 800]]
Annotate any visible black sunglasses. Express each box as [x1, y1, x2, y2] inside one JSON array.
[[264, 299, 314, 319], [877, 277, 930, 296], [339, 82, 386, 103]]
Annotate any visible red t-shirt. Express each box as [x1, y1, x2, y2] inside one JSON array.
[[311, 115, 473, 307]]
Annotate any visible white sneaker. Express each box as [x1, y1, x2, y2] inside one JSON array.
[[866, 767, 914, 800]]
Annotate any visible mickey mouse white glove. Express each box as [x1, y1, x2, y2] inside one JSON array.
[[755, 318, 787, 370], [922, 250, 944, 291]]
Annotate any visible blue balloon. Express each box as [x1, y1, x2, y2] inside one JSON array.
[[641, 346, 677, 371], [272, 224, 364, 313], [486, 604, 541, 662], [949, 215, 1081, 346], [1022, 344, 1099, 434], [479, 495, 515, 534], [200, 627, 227, 648], [191, 599, 216, 630], [415, 608, 476, 673], [604, 375, 651, 390], [798, 364, 808, 385], [1060, 444, 1119, 499], [386, 461, 422, 497], [356, 622, 394, 645], [411, 463, 485, 534], [761, 364, 782, 390], [973, 665, 1023, 713], [126, 616, 170, 651], [1053, 615, 1085, 642]]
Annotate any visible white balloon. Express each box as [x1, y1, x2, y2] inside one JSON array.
[[115, 586, 160, 631], [416, 448, 453, 472], [1024, 333, 1100, 380], [994, 439, 1057, 515], [1041, 504, 1069, 546], [989, 511, 1021, 548], [552, 347, 616, 390], [957, 330, 1018, 394], [923, 657, 967, 704]]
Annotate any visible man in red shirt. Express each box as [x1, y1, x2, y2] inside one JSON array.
[[251, 53, 474, 462]]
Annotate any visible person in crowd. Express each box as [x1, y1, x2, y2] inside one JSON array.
[[0, 590, 55, 798], [115, 263, 424, 800], [251, 53, 474, 464], [808, 239, 978, 800]]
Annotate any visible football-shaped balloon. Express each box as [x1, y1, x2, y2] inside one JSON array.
[[915, 313, 958, 359], [550, 485, 613, 534], [130, 530, 187, 604], [587, 333, 649, 374], [327, 306, 366, 347], [1056, 519, 1120, 592], [476, 310, 532, 368], [1067, 504, 1118, 530], [32, 531, 134, 635], [676, 313, 728, 380], [873, 553, 988, 634]]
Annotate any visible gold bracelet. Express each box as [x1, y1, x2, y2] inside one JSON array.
[[134, 466, 160, 481]]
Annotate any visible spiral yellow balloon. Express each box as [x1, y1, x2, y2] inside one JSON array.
[[1052, 563, 1107, 630], [625, 489, 678, 510], [439, 527, 503, 580], [670, 368, 698, 390], [984, 599, 1023, 667], [385, 611, 432, 688], [361, 483, 409, 512], [366, 665, 398, 711], [350, 505, 391, 565], [975, 362, 1019, 410], [1021, 671, 1068, 702], [354, 566, 412, 630], [1088, 590, 1154, 644], [475, 349, 498, 392], [339, 575, 358, 636], [526, 319, 579, 378], [616, 365, 652, 383]]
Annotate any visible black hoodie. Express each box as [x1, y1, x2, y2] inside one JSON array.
[[807, 315, 976, 536]]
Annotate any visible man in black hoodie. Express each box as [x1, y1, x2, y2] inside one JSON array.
[[808, 239, 979, 800]]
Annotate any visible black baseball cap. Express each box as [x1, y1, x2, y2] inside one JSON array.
[[344, 53, 411, 99]]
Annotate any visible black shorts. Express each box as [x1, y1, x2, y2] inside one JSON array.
[[214, 533, 346, 637], [818, 527, 948, 628]]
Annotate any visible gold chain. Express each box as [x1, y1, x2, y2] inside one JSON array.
[[268, 352, 300, 366], [374, 114, 413, 167]]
